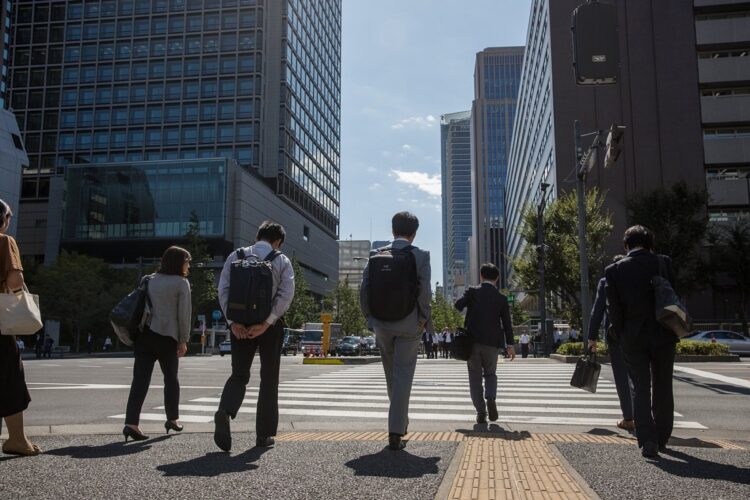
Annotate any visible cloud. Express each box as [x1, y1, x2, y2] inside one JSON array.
[[401, 144, 413, 151], [368, 183, 382, 191], [392, 170, 442, 197], [391, 115, 437, 130]]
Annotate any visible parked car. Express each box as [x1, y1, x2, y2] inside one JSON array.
[[336, 336, 362, 356], [685, 330, 750, 355], [282, 333, 299, 356], [363, 337, 379, 355], [219, 340, 232, 357]]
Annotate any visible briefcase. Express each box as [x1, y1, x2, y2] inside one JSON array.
[[570, 352, 601, 393], [451, 327, 473, 361]]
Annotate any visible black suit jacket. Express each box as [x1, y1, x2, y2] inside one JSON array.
[[605, 249, 677, 352], [455, 283, 514, 348]]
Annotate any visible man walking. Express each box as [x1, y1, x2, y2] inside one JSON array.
[[455, 263, 515, 424], [360, 211, 433, 451], [422, 331, 433, 359], [443, 329, 453, 358], [214, 221, 295, 451], [587, 255, 634, 432], [601, 225, 677, 458], [519, 333, 530, 359]]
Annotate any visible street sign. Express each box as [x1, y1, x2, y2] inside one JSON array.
[[320, 313, 333, 323], [507, 294, 515, 305], [212, 310, 222, 321], [197, 314, 206, 323]]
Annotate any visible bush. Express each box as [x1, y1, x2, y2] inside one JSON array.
[[676, 340, 729, 356], [555, 342, 609, 356]]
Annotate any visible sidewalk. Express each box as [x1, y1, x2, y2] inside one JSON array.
[[1, 429, 747, 499]]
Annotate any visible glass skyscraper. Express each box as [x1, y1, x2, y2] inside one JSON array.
[[9, 0, 341, 262], [441, 110, 471, 301], [470, 46, 523, 288]]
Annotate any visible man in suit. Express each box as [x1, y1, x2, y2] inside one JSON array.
[[214, 221, 295, 452], [602, 225, 677, 458], [422, 331, 433, 359], [587, 255, 634, 432], [455, 263, 515, 424], [360, 211, 433, 451]]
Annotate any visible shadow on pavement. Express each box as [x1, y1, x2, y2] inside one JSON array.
[[156, 447, 269, 477], [44, 435, 172, 459], [455, 425, 531, 440], [345, 447, 441, 478], [656, 448, 750, 485], [673, 375, 750, 396]]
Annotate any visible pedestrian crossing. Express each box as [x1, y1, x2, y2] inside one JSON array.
[[108, 360, 707, 429]]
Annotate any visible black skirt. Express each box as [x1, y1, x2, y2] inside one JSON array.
[[0, 335, 31, 418]]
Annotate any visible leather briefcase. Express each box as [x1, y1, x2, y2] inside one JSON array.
[[570, 351, 601, 393]]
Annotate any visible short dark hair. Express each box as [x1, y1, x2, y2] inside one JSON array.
[[158, 246, 191, 276], [480, 263, 500, 281], [256, 220, 286, 244], [392, 211, 419, 238], [623, 225, 655, 251]]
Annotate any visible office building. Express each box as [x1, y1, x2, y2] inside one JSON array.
[[470, 46, 524, 289], [440, 110, 471, 301], [9, 0, 341, 296], [338, 239, 370, 289], [505, 0, 708, 296], [0, 0, 29, 237]]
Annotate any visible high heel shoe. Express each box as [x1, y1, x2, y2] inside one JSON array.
[[164, 420, 184, 434], [122, 426, 149, 442]]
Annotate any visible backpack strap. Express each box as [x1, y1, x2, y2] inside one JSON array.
[[265, 250, 281, 262], [236, 248, 246, 260]]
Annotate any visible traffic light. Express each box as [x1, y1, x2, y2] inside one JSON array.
[[572, 0, 620, 85], [604, 124, 624, 168]]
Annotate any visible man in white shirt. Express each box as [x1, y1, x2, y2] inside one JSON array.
[[520, 333, 530, 358], [443, 329, 453, 358], [431, 331, 440, 359]]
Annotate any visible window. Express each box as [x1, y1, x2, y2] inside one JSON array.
[[112, 108, 128, 125], [79, 89, 95, 105], [184, 58, 200, 76], [237, 100, 254, 118], [303, 226, 310, 242], [201, 80, 217, 98], [146, 129, 162, 146], [164, 105, 181, 122], [165, 82, 181, 100], [183, 81, 199, 99], [78, 110, 93, 127], [128, 130, 144, 147], [200, 125, 216, 144], [236, 123, 253, 141], [150, 62, 165, 78], [183, 104, 199, 121], [131, 86, 146, 102], [111, 130, 127, 147], [94, 132, 110, 149], [148, 85, 164, 101], [97, 88, 113, 104], [203, 58, 218, 75], [201, 103, 217, 120], [95, 110, 110, 127], [220, 57, 237, 75], [218, 124, 234, 143], [147, 107, 163, 124], [182, 126, 197, 144], [218, 101, 234, 120], [60, 111, 76, 128], [238, 55, 255, 73], [130, 107, 145, 124], [165, 127, 180, 145]]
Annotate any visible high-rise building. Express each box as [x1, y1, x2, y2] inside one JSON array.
[[470, 46, 524, 289], [338, 239, 370, 290], [440, 110, 471, 301], [505, 0, 721, 316], [9, 0, 341, 296], [0, 0, 29, 237]]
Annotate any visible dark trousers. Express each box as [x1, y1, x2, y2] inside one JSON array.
[[125, 328, 179, 425], [623, 342, 675, 447], [521, 343, 529, 358], [467, 344, 499, 414], [423, 341, 432, 358], [219, 322, 283, 438], [608, 339, 634, 421]]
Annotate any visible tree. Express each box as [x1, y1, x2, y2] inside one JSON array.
[[512, 188, 613, 328], [711, 222, 750, 336], [326, 279, 366, 335], [502, 289, 530, 327], [626, 182, 709, 295], [183, 211, 218, 326], [431, 292, 463, 331], [28, 252, 136, 352], [285, 258, 319, 328]]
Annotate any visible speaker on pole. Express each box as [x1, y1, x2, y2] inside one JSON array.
[[572, 0, 620, 86]]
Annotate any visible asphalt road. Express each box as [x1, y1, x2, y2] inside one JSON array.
[[15, 354, 750, 441]]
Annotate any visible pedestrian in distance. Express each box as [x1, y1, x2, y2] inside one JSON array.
[[43, 335, 53, 358], [431, 330, 440, 359], [103, 335, 113, 352], [422, 330, 433, 359], [123, 246, 191, 442], [214, 221, 295, 452], [520, 333, 530, 359], [600, 225, 678, 458], [443, 328, 453, 358], [0, 199, 41, 456], [587, 255, 635, 432], [16, 338, 25, 352], [455, 263, 515, 424], [34, 333, 42, 359], [360, 211, 433, 451]]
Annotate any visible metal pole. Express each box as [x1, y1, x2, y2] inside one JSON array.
[[575, 120, 592, 340], [537, 184, 548, 357]]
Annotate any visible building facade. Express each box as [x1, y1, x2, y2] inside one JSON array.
[[470, 46, 524, 289], [505, 0, 708, 291], [338, 239, 370, 289], [9, 0, 341, 296], [440, 110, 471, 301]]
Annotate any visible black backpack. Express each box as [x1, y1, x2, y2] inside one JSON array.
[[367, 245, 418, 321], [225, 248, 280, 326], [109, 275, 153, 347]]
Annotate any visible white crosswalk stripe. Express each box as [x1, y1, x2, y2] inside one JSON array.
[[108, 360, 707, 429]]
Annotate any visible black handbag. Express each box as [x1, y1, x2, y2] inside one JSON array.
[[570, 350, 601, 393], [451, 327, 473, 361], [109, 276, 153, 347], [652, 256, 692, 339]]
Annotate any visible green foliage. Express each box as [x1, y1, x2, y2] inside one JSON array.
[[626, 182, 709, 295], [555, 342, 609, 356], [710, 222, 750, 335], [675, 340, 729, 356], [326, 279, 366, 335], [512, 188, 613, 328], [285, 258, 319, 328], [431, 292, 464, 331], [183, 211, 218, 324], [26, 252, 136, 352], [502, 288, 529, 326]]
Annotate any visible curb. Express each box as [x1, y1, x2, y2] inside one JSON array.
[[302, 356, 381, 365], [550, 354, 740, 363]]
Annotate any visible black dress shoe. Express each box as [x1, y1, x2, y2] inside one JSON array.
[[256, 436, 275, 448], [476, 413, 487, 424], [388, 433, 406, 451], [164, 420, 184, 434], [487, 400, 498, 422], [214, 409, 232, 452], [123, 426, 148, 443], [642, 441, 659, 458]]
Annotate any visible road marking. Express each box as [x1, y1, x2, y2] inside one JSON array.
[[191, 396, 625, 406], [28, 383, 224, 390], [109, 413, 213, 423], [674, 365, 750, 390]]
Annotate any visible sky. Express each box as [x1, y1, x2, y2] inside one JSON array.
[[339, 0, 533, 288]]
